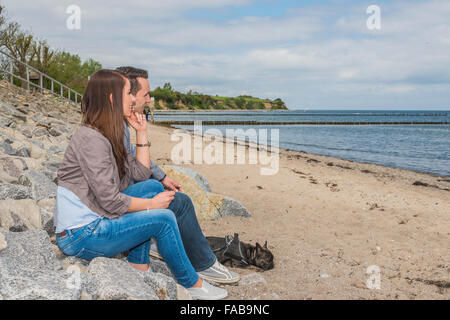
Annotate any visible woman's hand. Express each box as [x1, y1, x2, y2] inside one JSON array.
[[126, 111, 147, 133], [148, 190, 175, 209]]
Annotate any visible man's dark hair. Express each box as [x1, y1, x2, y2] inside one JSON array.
[[115, 66, 148, 95]]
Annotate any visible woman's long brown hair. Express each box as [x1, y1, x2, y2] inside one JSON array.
[[81, 69, 128, 179]]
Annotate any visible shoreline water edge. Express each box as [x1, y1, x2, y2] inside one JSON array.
[[157, 122, 450, 183]]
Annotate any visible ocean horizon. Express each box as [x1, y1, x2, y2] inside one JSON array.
[[154, 110, 450, 177]]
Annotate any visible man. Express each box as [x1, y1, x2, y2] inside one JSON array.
[[115, 66, 239, 285]]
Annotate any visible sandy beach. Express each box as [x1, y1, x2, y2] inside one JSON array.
[[132, 123, 450, 300]]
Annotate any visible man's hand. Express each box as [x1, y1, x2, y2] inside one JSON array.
[[126, 111, 147, 133], [161, 176, 182, 192]]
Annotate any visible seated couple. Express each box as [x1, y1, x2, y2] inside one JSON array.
[[54, 67, 239, 300]]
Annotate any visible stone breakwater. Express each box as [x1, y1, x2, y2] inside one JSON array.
[[0, 80, 249, 300]]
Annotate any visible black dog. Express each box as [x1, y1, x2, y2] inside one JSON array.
[[206, 233, 274, 271]]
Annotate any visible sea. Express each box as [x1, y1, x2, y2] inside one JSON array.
[[153, 110, 450, 177]]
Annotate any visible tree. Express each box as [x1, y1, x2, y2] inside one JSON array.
[[0, 4, 101, 95], [32, 40, 55, 74], [0, 5, 5, 30], [4, 31, 36, 87], [47, 50, 102, 95]]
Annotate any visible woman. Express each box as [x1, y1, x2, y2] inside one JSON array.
[[54, 69, 227, 300]]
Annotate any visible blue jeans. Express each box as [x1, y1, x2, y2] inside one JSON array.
[[55, 182, 200, 288], [122, 179, 216, 272]]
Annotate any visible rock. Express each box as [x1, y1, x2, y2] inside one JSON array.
[[0, 141, 16, 155], [79, 273, 99, 300], [8, 211, 28, 232], [29, 139, 45, 149], [43, 161, 60, 173], [143, 271, 177, 300], [19, 126, 33, 138], [166, 165, 212, 192], [54, 124, 73, 134], [16, 106, 29, 114], [0, 101, 26, 122], [0, 128, 19, 144], [0, 131, 16, 144], [39, 207, 55, 237], [59, 254, 91, 270], [87, 257, 175, 300], [149, 259, 174, 278], [48, 145, 66, 155], [0, 229, 80, 299], [49, 127, 63, 137], [37, 197, 56, 212], [30, 143, 46, 159], [0, 115, 14, 128], [0, 156, 28, 182], [213, 194, 252, 218], [18, 170, 57, 201], [0, 199, 42, 231], [161, 165, 251, 220], [29, 114, 50, 126], [0, 232, 6, 252], [12, 113, 27, 122], [32, 127, 48, 137], [14, 145, 31, 157], [0, 183, 32, 200]]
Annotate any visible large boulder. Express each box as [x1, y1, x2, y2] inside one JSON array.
[[0, 156, 29, 183], [0, 101, 27, 123], [37, 198, 56, 236], [18, 170, 57, 201], [0, 199, 42, 231], [166, 165, 211, 192], [0, 229, 81, 299], [0, 140, 16, 156], [0, 114, 14, 128], [32, 127, 48, 138], [208, 193, 252, 218], [0, 183, 32, 200], [87, 257, 176, 300], [161, 165, 251, 220]]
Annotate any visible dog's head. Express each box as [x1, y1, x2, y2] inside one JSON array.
[[253, 241, 274, 270]]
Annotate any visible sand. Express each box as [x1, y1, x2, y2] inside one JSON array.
[[132, 123, 449, 300]]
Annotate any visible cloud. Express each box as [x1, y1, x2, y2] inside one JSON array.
[[1, 0, 450, 109]]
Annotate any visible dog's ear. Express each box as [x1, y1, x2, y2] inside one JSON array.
[[263, 241, 268, 249], [255, 242, 262, 253]]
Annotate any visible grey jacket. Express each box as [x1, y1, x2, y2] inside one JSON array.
[[57, 125, 152, 219]]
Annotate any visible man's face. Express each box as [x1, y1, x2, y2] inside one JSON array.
[[134, 77, 151, 113]]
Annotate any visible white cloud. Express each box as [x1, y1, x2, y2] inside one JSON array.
[[1, 0, 450, 109]]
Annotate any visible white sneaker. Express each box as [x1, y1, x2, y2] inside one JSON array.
[[198, 259, 240, 284], [187, 280, 228, 300]]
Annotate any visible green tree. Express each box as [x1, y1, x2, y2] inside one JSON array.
[[0, 5, 101, 95], [47, 51, 101, 95]]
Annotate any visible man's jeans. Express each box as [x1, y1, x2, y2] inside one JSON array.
[[122, 179, 216, 272], [55, 182, 201, 288]]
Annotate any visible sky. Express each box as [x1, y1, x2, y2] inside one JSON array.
[[1, 0, 450, 110]]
